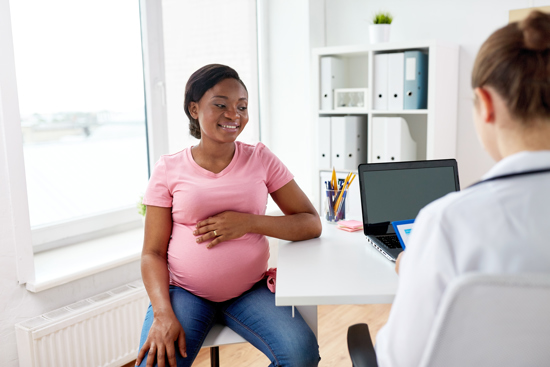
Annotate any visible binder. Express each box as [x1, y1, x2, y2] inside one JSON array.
[[331, 116, 368, 170], [371, 117, 386, 162], [373, 53, 389, 110], [403, 51, 428, 109], [385, 117, 417, 161], [320, 57, 345, 111], [318, 117, 331, 169], [331, 116, 346, 170], [371, 117, 417, 162], [387, 53, 404, 110]]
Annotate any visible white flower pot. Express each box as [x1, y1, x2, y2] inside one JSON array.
[[369, 24, 391, 44]]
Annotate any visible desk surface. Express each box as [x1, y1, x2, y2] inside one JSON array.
[[275, 221, 399, 306]]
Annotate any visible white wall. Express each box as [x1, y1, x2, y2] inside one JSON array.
[[259, 0, 325, 202], [324, 0, 550, 186]]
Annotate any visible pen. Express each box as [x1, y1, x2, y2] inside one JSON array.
[[333, 172, 355, 214], [335, 188, 348, 220], [324, 182, 333, 221]]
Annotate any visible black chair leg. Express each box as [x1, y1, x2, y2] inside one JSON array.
[[347, 323, 379, 367], [210, 346, 220, 367]]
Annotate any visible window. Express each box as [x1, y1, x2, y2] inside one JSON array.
[[10, 0, 149, 250]]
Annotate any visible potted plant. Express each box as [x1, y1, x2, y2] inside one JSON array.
[[370, 11, 393, 44], [137, 195, 146, 223]]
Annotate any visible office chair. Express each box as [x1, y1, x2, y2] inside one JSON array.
[[348, 273, 550, 367], [203, 305, 318, 367]]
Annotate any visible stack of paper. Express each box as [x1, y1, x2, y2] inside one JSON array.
[[337, 220, 363, 232]]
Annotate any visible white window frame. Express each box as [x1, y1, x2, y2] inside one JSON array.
[[1, 0, 168, 283], [1, 0, 34, 284]]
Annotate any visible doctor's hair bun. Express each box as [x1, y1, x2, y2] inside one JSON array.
[[518, 10, 550, 51], [472, 9, 550, 123]]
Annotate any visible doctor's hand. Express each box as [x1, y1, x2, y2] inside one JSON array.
[[395, 251, 405, 275], [194, 211, 251, 248], [135, 311, 186, 367]]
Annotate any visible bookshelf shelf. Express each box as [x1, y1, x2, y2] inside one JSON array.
[[312, 40, 459, 215]]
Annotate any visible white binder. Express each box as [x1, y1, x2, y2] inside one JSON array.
[[371, 117, 417, 162], [373, 53, 389, 110], [331, 116, 346, 170], [320, 57, 345, 111], [387, 53, 404, 110], [331, 116, 368, 171], [371, 118, 386, 162], [318, 117, 331, 169]]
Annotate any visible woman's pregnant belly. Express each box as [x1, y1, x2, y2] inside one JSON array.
[[167, 223, 270, 302]]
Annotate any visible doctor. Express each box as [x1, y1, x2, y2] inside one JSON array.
[[375, 10, 550, 367]]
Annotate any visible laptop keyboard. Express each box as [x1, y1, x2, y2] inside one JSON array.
[[378, 235, 402, 249]]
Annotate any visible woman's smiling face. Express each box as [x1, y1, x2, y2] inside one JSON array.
[[189, 78, 249, 144]]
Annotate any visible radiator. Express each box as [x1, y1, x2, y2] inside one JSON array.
[[15, 280, 150, 367]]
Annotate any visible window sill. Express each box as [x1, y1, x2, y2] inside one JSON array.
[[26, 227, 143, 293]]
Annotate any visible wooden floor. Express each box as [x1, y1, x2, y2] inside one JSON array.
[[125, 303, 391, 367]]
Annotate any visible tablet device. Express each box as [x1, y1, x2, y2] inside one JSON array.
[[391, 219, 415, 250]]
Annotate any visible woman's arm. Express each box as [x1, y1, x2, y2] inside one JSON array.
[[136, 206, 186, 367], [195, 180, 322, 247]]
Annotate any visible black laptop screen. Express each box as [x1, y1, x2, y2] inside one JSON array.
[[360, 162, 459, 234]]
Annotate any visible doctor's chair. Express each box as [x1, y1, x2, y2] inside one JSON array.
[[347, 273, 550, 367]]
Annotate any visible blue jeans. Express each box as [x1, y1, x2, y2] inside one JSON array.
[[138, 279, 320, 367]]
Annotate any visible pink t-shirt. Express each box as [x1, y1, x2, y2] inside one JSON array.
[[143, 142, 293, 302]]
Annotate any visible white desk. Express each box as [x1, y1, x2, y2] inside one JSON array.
[[275, 221, 399, 306]]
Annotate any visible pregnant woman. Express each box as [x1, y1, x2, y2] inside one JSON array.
[[136, 64, 322, 367]]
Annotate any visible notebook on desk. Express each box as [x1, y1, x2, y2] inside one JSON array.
[[358, 159, 460, 262]]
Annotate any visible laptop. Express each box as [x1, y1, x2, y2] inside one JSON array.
[[358, 159, 460, 262]]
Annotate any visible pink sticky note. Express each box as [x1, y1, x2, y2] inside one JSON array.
[[337, 225, 363, 232], [337, 220, 363, 229]]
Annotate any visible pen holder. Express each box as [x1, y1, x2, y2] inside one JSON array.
[[324, 189, 348, 223]]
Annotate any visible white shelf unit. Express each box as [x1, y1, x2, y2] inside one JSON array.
[[312, 40, 459, 215]]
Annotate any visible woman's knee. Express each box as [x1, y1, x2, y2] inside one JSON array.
[[277, 331, 320, 367]]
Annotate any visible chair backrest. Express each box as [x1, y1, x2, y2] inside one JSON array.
[[419, 273, 550, 367]]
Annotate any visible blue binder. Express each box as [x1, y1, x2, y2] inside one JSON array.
[[403, 51, 428, 109]]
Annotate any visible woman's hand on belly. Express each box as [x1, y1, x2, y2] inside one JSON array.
[[194, 211, 253, 248]]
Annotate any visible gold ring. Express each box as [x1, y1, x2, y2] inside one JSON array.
[[213, 230, 218, 237]]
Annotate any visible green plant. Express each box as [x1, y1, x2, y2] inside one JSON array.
[[372, 12, 393, 24], [137, 195, 146, 217]]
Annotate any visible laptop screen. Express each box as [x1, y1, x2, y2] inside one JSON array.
[[359, 160, 459, 235]]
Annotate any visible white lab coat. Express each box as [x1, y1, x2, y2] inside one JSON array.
[[375, 150, 550, 367]]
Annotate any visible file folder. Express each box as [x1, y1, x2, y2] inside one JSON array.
[[371, 117, 386, 162], [331, 116, 346, 170], [371, 117, 417, 162], [403, 51, 428, 109], [373, 53, 389, 110], [318, 117, 331, 169], [387, 52, 404, 110], [320, 57, 345, 111], [385, 117, 417, 161], [330, 116, 368, 170]]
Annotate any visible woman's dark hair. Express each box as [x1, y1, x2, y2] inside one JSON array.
[[471, 10, 550, 124], [184, 64, 247, 139]]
